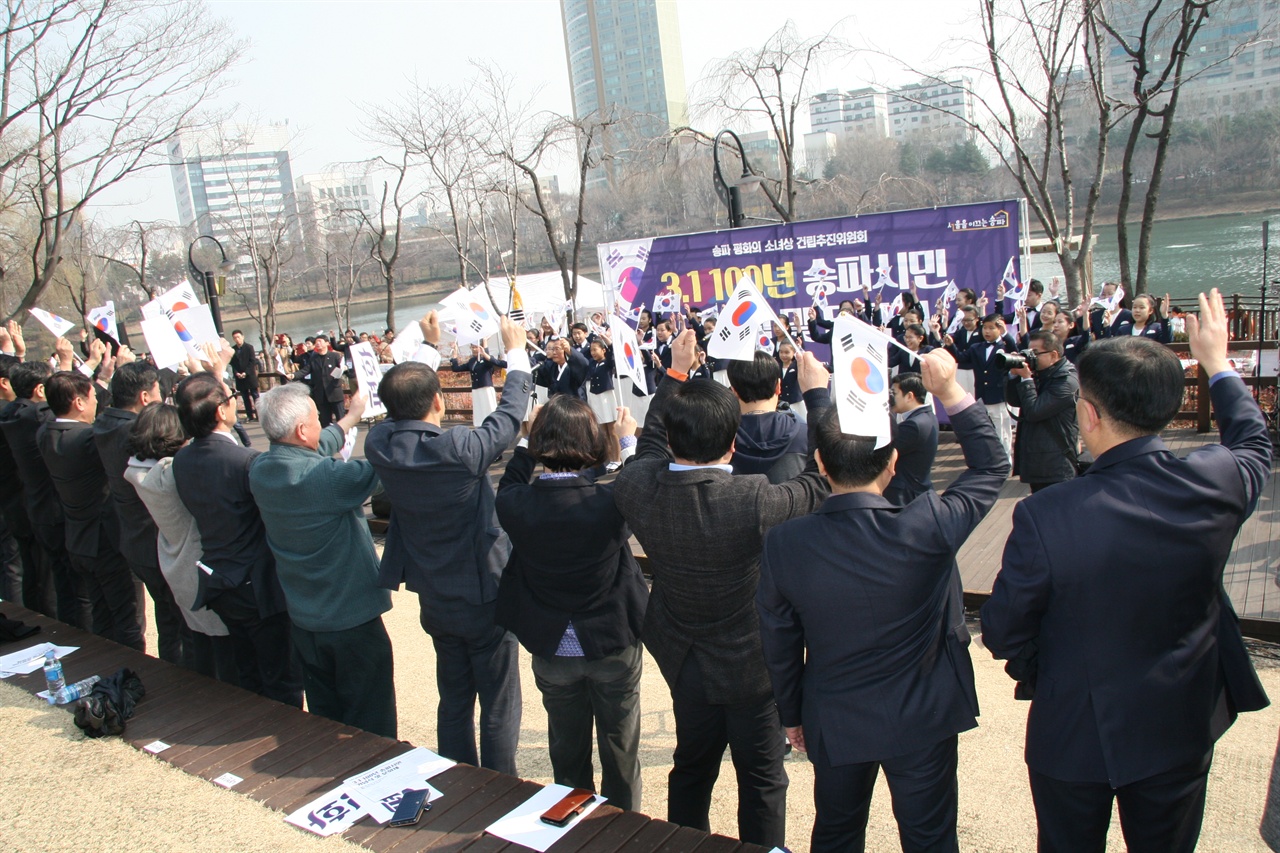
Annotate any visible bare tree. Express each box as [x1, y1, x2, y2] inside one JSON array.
[[2, 0, 243, 321], [1099, 0, 1270, 291], [691, 22, 851, 223], [358, 151, 419, 331]]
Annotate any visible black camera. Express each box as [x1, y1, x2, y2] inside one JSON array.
[[995, 348, 1038, 371]]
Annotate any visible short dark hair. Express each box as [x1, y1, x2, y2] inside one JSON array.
[[528, 395, 609, 472], [10, 362, 51, 400], [1028, 279, 1044, 295], [891, 372, 927, 404], [663, 379, 739, 463], [813, 404, 895, 488], [958, 288, 977, 304], [1077, 337, 1183, 435], [903, 323, 927, 341], [128, 403, 187, 460], [0, 353, 19, 382], [981, 313, 1003, 327], [110, 362, 160, 408], [1028, 329, 1063, 357], [838, 300, 856, 311], [570, 322, 589, 334], [378, 362, 440, 421], [45, 371, 92, 417], [656, 320, 672, 332], [727, 352, 781, 403], [231, 329, 243, 337], [174, 372, 229, 439], [315, 334, 330, 343]]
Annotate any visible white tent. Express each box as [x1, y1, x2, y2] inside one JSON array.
[[480, 270, 608, 318]]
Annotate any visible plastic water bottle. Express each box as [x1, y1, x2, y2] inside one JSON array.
[[51, 675, 100, 705], [42, 651, 64, 704]]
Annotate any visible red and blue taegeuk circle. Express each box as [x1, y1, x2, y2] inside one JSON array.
[[850, 357, 884, 395]]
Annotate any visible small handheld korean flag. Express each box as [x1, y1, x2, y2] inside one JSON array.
[[86, 302, 119, 343], [608, 314, 648, 397], [1091, 284, 1125, 311], [652, 290, 680, 316], [1000, 257, 1027, 303], [28, 307, 76, 339], [812, 285, 830, 317], [831, 314, 892, 449], [708, 276, 783, 363]]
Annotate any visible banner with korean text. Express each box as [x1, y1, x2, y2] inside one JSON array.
[[597, 200, 1026, 343]]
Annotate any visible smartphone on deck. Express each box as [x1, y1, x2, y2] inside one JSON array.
[[539, 788, 596, 827], [389, 788, 430, 827]]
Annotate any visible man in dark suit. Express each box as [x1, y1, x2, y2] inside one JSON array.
[[365, 311, 532, 774], [172, 370, 302, 707], [0, 354, 42, 612], [884, 371, 939, 506], [757, 350, 1008, 852], [36, 371, 142, 650], [0, 362, 85, 625], [1001, 278, 1045, 331], [981, 289, 1271, 853], [613, 329, 832, 848], [300, 334, 346, 427], [533, 338, 588, 400], [93, 360, 187, 664], [230, 329, 259, 422]]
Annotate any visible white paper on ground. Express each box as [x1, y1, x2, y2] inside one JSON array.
[[0, 643, 79, 678], [143, 741, 171, 753], [140, 317, 188, 369], [212, 772, 242, 788], [285, 785, 371, 837], [484, 784, 606, 852], [343, 746, 453, 824]]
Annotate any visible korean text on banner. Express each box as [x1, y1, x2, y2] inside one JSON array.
[[607, 314, 647, 397], [348, 342, 387, 417], [831, 314, 892, 449], [708, 277, 783, 363]]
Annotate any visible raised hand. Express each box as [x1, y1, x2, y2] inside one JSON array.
[[1186, 288, 1230, 377], [419, 310, 441, 346], [797, 350, 830, 393], [613, 406, 637, 439]]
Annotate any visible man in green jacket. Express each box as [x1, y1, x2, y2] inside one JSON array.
[[249, 383, 396, 738]]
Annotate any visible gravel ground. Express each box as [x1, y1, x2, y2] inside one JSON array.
[[2, 591, 1279, 852]]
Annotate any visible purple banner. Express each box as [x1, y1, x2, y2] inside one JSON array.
[[597, 200, 1024, 320]]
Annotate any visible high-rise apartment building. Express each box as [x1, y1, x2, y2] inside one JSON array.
[[808, 79, 974, 146], [296, 172, 379, 235], [168, 124, 301, 249], [560, 0, 688, 185], [1103, 0, 1279, 121]]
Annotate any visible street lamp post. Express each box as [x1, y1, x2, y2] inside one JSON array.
[[712, 129, 763, 229], [187, 234, 236, 335]]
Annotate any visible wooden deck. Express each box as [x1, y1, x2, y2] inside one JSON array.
[[0, 605, 766, 853]]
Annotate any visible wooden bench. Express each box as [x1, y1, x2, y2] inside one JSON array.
[[0, 605, 766, 853]]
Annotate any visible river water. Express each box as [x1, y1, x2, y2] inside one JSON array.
[[258, 209, 1278, 343]]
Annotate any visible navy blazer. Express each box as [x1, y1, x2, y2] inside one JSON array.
[[366, 368, 533, 603], [1089, 307, 1134, 340], [585, 350, 615, 394], [777, 359, 802, 404], [534, 349, 588, 399], [0, 399, 63, 526], [758, 399, 1009, 765], [449, 354, 506, 389], [37, 420, 117, 559], [172, 431, 286, 617], [982, 375, 1271, 787], [93, 407, 161, 571], [884, 404, 939, 506], [951, 338, 1014, 405], [1103, 319, 1172, 344]]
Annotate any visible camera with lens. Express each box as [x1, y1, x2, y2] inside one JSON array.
[[995, 348, 1038, 372]]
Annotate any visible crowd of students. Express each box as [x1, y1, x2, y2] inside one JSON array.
[[0, 284, 1265, 853]]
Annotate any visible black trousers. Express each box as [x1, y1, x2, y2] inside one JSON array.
[[666, 653, 788, 848], [187, 630, 240, 685], [206, 583, 303, 708], [1, 492, 44, 614], [315, 397, 345, 428], [236, 379, 258, 419], [1028, 750, 1213, 853], [31, 520, 86, 627], [809, 732, 960, 853], [68, 546, 142, 651], [128, 556, 186, 665], [419, 596, 521, 775], [292, 616, 397, 739]]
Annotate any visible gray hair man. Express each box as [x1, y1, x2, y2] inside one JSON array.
[[248, 382, 398, 738]]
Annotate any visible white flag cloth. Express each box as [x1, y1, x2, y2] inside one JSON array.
[[28, 307, 76, 339], [86, 302, 119, 343], [139, 316, 187, 370], [652, 290, 679, 315], [708, 277, 783, 363], [157, 282, 202, 316], [882, 293, 904, 322], [441, 287, 499, 347], [1090, 285, 1125, 312], [831, 314, 892, 449], [607, 314, 648, 397], [348, 342, 388, 417], [1001, 257, 1027, 303]]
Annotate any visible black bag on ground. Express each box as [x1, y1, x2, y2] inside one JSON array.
[[73, 667, 145, 738]]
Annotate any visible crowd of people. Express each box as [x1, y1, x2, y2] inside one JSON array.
[[0, 282, 1268, 853]]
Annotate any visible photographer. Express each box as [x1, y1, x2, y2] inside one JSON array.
[[1005, 330, 1079, 493]]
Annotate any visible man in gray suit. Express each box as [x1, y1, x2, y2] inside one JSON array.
[[613, 329, 832, 848], [884, 372, 939, 506], [365, 311, 531, 774]]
